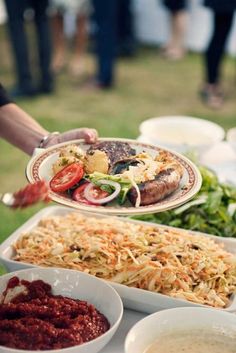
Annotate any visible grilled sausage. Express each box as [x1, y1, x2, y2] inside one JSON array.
[[128, 168, 182, 206]]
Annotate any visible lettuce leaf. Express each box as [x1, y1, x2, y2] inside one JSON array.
[[133, 165, 236, 237]]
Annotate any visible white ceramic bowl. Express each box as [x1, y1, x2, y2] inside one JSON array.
[[139, 116, 225, 154], [125, 307, 236, 353], [0, 268, 123, 353], [226, 127, 236, 154]]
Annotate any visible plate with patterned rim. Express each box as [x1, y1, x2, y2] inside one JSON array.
[[26, 138, 202, 215]]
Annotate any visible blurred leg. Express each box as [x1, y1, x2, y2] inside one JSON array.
[[74, 15, 88, 59], [201, 12, 234, 108], [162, 0, 187, 60], [169, 10, 187, 57], [117, 0, 135, 57], [205, 12, 234, 84], [31, 0, 53, 92], [51, 13, 66, 73], [4, 0, 34, 93], [69, 14, 88, 76], [163, 5, 187, 61], [92, 0, 118, 87]]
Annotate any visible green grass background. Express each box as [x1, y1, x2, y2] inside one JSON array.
[[0, 24, 236, 273]]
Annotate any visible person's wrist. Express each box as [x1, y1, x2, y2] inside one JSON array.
[[38, 131, 60, 148]]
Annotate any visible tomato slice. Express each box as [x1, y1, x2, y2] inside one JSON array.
[[50, 163, 84, 192], [73, 182, 109, 205]]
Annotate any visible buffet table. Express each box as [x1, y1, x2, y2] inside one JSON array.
[[0, 139, 235, 353], [101, 141, 236, 353], [101, 310, 146, 353]]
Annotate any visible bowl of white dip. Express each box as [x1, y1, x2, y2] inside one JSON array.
[[139, 116, 225, 155], [125, 307, 236, 353]]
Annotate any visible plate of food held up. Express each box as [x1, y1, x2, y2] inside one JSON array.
[[26, 138, 202, 215]]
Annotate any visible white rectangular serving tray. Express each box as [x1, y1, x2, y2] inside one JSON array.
[[1, 205, 236, 314]]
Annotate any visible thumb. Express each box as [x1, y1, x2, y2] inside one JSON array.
[[58, 128, 98, 144]]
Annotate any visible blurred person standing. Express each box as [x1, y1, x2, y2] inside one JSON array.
[[50, 0, 91, 76], [4, 0, 53, 97], [161, 0, 188, 60], [200, 0, 236, 109], [91, 0, 118, 89]]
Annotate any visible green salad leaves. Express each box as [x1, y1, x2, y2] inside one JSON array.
[[133, 166, 236, 237], [87, 171, 132, 204]]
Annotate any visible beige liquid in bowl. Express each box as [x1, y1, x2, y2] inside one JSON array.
[[151, 128, 212, 145], [144, 329, 236, 353]]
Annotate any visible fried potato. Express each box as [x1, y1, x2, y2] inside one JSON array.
[[84, 150, 109, 174], [59, 145, 85, 159], [52, 156, 80, 175], [52, 144, 85, 175]]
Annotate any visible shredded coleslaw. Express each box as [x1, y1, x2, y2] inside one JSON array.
[[13, 213, 236, 308]]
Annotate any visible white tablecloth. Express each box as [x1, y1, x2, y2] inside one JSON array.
[[100, 309, 146, 353]]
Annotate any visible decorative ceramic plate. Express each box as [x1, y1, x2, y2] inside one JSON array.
[[26, 138, 202, 215]]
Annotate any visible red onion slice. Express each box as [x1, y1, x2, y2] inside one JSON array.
[[84, 180, 121, 204]]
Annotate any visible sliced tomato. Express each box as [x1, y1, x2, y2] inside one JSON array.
[[50, 163, 84, 192], [72, 182, 109, 205]]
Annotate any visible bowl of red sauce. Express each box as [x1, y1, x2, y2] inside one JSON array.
[[0, 268, 123, 353]]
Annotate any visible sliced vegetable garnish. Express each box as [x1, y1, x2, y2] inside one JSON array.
[[84, 180, 121, 205], [72, 182, 95, 205], [50, 163, 84, 192], [88, 172, 132, 204]]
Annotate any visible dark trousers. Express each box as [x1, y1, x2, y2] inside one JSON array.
[[92, 0, 118, 87], [117, 0, 135, 56], [205, 12, 234, 84], [4, 0, 52, 91], [163, 0, 187, 12]]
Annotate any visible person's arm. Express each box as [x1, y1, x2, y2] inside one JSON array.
[[0, 103, 98, 155], [0, 85, 98, 155], [0, 103, 49, 154]]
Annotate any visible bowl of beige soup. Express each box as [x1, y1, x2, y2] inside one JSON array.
[[139, 116, 225, 155], [125, 307, 236, 353]]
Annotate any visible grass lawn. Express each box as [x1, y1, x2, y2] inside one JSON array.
[[0, 23, 236, 270]]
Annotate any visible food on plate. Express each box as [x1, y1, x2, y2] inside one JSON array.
[[52, 144, 85, 175], [50, 163, 84, 192], [144, 329, 236, 353], [13, 213, 236, 308], [0, 276, 109, 350], [128, 167, 183, 206], [87, 141, 136, 167], [135, 165, 236, 237], [84, 149, 109, 174], [50, 142, 184, 207]]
